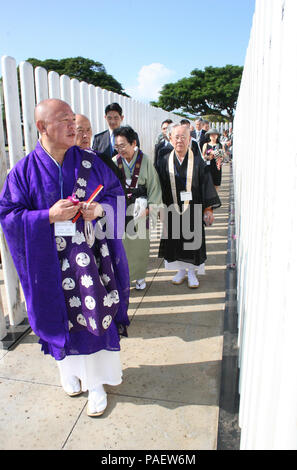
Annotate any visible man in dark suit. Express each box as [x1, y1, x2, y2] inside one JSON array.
[[92, 102, 140, 158], [76, 113, 125, 188], [199, 120, 210, 151], [194, 118, 203, 141]]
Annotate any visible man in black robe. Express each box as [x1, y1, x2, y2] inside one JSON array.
[[157, 124, 221, 288], [155, 123, 203, 173]]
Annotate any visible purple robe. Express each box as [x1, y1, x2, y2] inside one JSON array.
[[0, 142, 130, 360]]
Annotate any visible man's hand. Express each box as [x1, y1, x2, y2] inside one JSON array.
[[203, 208, 214, 226], [49, 199, 80, 224], [80, 202, 105, 221]]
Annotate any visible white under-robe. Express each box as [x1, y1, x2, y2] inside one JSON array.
[[165, 260, 205, 274], [57, 349, 122, 392]]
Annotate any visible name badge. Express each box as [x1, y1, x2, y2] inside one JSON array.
[[54, 221, 76, 236], [180, 191, 192, 202], [206, 160, 211, 166], [126, 179, 132, 186]]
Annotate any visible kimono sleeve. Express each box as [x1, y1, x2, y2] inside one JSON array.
[[146, 155, 163, 207], [0, 169, 69, 348], [145, 155, 163, 228]]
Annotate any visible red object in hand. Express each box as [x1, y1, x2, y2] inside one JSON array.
[[72, 184, 104, 223], [67, 195, 80, 205]]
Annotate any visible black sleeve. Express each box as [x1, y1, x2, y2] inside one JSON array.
[[95, 151, 125, 190], [200, 161, 221, 210], [92, 135, 99, 152]]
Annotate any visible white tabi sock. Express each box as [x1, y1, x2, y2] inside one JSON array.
[[187, 269, 199, 287], [172, 269, 187, 284], [87, 385, 107, 416]]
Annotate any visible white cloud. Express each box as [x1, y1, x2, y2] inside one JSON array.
[[125, 63, 175, 102]]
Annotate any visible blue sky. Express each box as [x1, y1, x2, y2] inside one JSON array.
[[0, 0, 255, 102]]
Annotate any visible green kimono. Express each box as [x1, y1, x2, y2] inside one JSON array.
[[113, 151, 162, 281]]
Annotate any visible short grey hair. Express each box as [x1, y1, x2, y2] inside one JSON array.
[[167, 123, 190, 137], [166, 123, 178, 137]]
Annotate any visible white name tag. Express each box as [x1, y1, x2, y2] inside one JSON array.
[[54, 221, 76, 236], [180, 191, 192, 202], [206, 160, 211, 166], [126, 179, 132, 186]]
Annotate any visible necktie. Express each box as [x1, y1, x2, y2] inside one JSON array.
[[110, 133, 115, 156]]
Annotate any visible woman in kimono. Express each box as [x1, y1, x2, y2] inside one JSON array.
[[202, 128, 224, 190], [113, 126, 162, 290]]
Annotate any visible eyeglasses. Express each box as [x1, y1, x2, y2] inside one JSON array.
[[76, 128, 92, 134], [172, 135, 188, 141], [114, 144, 128, 151]]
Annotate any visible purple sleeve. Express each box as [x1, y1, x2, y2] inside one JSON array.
[[0, 171, 69, 348]]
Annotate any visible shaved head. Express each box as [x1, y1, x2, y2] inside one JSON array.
[[34, 98, 73, 123], [35, 99, 76, 163], [75, 114, 91, 126], [75, 114, 92, 149]]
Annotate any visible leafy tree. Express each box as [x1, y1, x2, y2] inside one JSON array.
[[151, 65, 243, 119], [26, 56, 128, 95]]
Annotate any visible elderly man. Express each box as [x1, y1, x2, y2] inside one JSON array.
[[0, 99, 130, 417], [75, 113, 125, 187], [157, 124, 221, 288], [75, 113, 93, 150]]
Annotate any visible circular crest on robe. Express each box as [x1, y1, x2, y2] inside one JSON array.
[[76, 252, 90, 267], [85, 295, 96, 310], [102, 315, 112, 330], [56, 237, 67, 251], [62, 278, 76, 290], [82, 160, 92, 169]]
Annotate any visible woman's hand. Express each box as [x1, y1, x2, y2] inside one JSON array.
[[207, 150, 215, 160], [80, 202, 105, 221], [49, 199, 80, 224]]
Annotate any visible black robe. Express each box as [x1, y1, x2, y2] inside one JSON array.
[[157, 150, 221, 267]]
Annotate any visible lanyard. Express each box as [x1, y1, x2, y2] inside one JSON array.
[[169, 149, 194, 215], [122, 153, 141, 178], [57, 164, 64, 199]]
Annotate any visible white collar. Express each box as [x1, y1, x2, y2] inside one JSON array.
[[39, 139, 62, 167]]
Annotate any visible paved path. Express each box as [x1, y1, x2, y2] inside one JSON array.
[[0, 165, 231, 450]]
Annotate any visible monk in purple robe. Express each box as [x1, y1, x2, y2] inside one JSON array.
[[0, 99, 130, 417]]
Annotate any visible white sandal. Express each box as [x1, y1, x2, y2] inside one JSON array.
[[135, 279, 146, 290], [87, 385, 107, 417], [172, 269, 187, 285], [62, 376, 82, 397], [187, 270, 199, 289]]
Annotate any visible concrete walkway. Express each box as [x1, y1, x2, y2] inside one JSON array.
[[0, 165, 231, 450]]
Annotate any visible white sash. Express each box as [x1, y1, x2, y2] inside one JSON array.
[[169, 149, 194, 215]]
